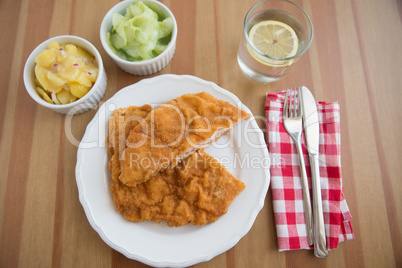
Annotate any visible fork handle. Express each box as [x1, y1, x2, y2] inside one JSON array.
[[294, 140, 314, 246], [310, 154, 328, 258]]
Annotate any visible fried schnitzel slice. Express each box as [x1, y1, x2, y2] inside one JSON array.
[[120, 92, 250, 186], [108, 105, 245, 227], [111, 150, 245, 227], [108, 104, 153, 183]]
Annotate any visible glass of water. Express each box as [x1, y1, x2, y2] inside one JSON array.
[[237, 0, 313, 83]]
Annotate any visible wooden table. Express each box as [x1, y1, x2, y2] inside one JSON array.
[[1, 0, 401, 267]]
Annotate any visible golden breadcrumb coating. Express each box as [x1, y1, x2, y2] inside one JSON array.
[[111, 150, 245, 227], [119, 92, 250, 186], [107, 103, 245, 227]]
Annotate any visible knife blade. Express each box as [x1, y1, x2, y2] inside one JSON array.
[[301, 86, 328, 258]]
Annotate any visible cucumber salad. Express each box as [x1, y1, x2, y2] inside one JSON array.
[[106, 1, 174, 61]]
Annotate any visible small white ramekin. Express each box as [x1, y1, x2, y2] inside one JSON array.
[[23, 35, 107, 115], [100, 0, 177, 75]]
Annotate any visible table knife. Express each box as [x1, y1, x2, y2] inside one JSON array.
[[301, 86, 328, 258]]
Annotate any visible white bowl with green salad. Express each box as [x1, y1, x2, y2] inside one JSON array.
[[100, 0, 177, 75]]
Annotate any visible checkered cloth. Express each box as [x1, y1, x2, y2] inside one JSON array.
[[265, 91, 354, 251]]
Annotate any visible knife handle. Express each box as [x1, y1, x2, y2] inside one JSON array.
[[294, 141, 313, 246], [310, 154, 328, 258]]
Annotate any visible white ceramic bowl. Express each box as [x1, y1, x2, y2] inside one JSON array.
[[23, 35, 107, 115], [100, 0, 177, 75]]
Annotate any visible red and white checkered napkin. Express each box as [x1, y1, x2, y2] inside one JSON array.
[[265, 91, 354, 251]]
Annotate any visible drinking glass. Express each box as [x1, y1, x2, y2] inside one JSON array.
[[237, 0, 313, 83]]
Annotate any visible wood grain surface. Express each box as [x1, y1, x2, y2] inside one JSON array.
[[1, 0, 401, 267]]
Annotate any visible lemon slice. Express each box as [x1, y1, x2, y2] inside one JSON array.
[[248, 20, 298, 67]]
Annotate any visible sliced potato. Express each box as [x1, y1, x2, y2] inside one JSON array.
[[59, 65, 80, 81], [49, 41, 60, 49], [77, 46, 93, 61], [35, 49, 56, 68], [47, 71, 66, 88], [70, 82, 90, 98], [84, 66, 98, 82], [75, 72, 92, 87], [35, 65, 52, 92], [57, 89, 77, 104], [36, 87, 54, 104], [65, 44, 78, 55]]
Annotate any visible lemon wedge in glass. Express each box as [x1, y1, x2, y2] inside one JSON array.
[[248, 20, 298, 67]]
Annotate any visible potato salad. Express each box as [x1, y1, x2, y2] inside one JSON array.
[[34, 41, 98, 104]]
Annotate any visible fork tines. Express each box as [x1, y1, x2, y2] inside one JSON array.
[[284, 88, 302, 118]]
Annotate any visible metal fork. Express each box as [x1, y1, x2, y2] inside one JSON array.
[[283, 88, 313, 246]]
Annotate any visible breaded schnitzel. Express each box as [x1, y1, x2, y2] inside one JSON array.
[[111, 150, 245, 226], [107, 104, 245, 227], [108, 104, 152, 184], [119, 92, 250, 186]]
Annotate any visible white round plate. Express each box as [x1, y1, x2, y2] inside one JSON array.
[[75, 74, 270, 267]]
